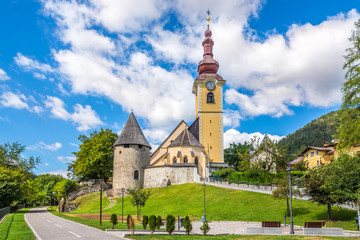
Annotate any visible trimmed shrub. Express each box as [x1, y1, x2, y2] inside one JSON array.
[[142, 215, 149, 230], [149, 215, 157, 234], [200, 221, 210, 235], [166, 215, 175, 235], [110, 213, 117, 229], [126, 214, 131, 228], [156, 215, 162, 230], [183, 216, 192, 235]]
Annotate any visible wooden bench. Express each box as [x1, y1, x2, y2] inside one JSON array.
[[262, 221, 281, 228], [304, 221, 325, 228]]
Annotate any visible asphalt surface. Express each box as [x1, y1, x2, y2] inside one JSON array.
[[25, 207, 124, 240]]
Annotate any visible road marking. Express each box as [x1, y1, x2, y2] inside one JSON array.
[[69, 231, 81, 238], [55, 224, 63, 228], [46, 219, 51, 223], [25, 211, 43, 240]]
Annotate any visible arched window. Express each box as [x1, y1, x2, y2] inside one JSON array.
[[207, 92, 215, 103], [194, 157, 198, 165], [134, 170, 139, 180], [183, 156, 188, 163], [173, 157, 177, 164]]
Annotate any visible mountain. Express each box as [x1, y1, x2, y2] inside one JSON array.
[[278, 110, 342, 161]]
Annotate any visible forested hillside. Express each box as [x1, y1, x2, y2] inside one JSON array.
[[278, 110, 342, 161]]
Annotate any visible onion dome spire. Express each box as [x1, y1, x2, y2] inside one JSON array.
[[198, 9, 219, 75]]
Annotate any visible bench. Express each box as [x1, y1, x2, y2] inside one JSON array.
[[304, 222, 325, 228], [262, 221, 281, 228]]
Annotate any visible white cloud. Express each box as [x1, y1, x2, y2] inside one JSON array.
[[45, 96, 104, 131], [224, 128, 284, 148], [39, 0, 359, 129], [223, 109, 242, 128], [0, 69, 9, 81], [14, 53, 53, 73], [44, 162, 49, 166], [0, 92, 29, 109], [42, 169, 69, 178], [57, 156, 76, 164], [27, 141, 62, 151]]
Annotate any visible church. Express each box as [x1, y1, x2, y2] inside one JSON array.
[[112, 17, 228, 196]]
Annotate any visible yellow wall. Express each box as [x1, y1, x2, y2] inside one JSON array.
[[194, 77, 225, 163], [334, 143, 360, 158], [303, 149, 332, 169], [150, 121, 188, 165]]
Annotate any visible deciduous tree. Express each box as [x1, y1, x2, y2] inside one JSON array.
[[127, 186, 151, 220], [339, 19, 360, 148], [69, 129, 117, 181]]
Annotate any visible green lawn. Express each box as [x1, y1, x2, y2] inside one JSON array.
[[128, 235, 355, 240], [47, 206, 143, 231], [0, 208, 35, 240], [69, 183, 358, 231]]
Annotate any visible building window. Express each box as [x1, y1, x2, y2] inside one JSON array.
[[210, 146, 212, 150], [195, 157, 199, 165], [124, 144, 130, 148], [210, 120, 212, 123], [310, 151, 314, 157], [138, 145, 142, 148], [173, 157, 177, 164], [183, 157, 188, 163], [207, 92, 215, 103], [119, 151, 121, 154], [210, 132, 212, 136], [316, 150, 319, 155], [317, 160, 320, 166], [134, 170, 139, 180], [306, 153, 309, 158]]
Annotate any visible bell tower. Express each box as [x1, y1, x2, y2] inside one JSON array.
[[192, 12, 225, 163]]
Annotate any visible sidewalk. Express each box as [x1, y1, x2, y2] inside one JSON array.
[[106, 221, 360, 238]]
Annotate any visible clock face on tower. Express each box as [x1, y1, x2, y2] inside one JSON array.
[[206, 81, 216, 91]]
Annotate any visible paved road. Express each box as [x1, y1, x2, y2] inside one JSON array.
[[25, 207, 124, 240]]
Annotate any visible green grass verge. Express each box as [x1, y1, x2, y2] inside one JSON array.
[[128, 235, 354, 240], [0, 208, 35, 240], [69, 183, 358, 231], [47, 206, 143, 230]]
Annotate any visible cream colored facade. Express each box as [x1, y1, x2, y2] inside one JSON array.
[[193, 77, 225, 163]]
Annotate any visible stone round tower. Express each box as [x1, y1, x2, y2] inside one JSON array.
[[113, 112, 151, 196]]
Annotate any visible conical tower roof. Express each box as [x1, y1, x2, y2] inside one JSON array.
[[114, 112, 151, 148], [168, 128, 203, 148]]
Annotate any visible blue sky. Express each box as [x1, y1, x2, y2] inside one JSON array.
[[0, 0, 358, 177]]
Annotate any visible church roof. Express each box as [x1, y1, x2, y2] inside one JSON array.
[[114, 112, 151, 148], [188, 117, 199, 141], [168, 128, 203, 148]]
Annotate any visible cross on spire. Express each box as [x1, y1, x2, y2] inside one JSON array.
[[207, 9, 211, 28]]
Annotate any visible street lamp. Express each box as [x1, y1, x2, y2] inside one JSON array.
[[121, 187, 125, 223], [286, 166, 294, 234], [202, 183, 206, 222], [100, 179, 103, 226]]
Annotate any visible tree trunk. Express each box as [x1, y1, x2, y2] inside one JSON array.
[[327, 204, 333, 220], [286, 197, 290, 217], [137, 205, 139, 220]]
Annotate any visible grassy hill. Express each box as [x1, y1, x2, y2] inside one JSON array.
[[65, 183, 356, 231], [278, 110, 342, 160]]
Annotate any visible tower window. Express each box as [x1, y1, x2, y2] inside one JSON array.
[[207, 92, 215, 103], [138, 145, 142, 148], [134, 170, 139, 180], [119, 151, 121, 154], [124, 144, 130, 148], [183, 156, 188, 163]]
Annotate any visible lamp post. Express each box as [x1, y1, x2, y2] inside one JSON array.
[[202, 183, 206, 222], [286, 166, 294, 234], [100, 179, 103, 226], [121, 187, 125, 223]]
